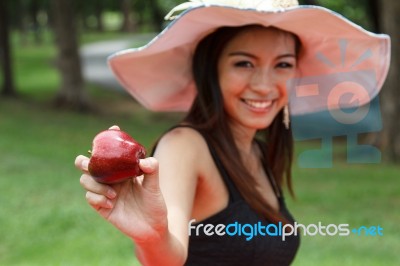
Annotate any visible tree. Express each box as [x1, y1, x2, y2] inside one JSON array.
[[0, 0, 17, 97], [29, 0, 43, 44], [378, 0, 400, 162], [120, 0, 135, 32], [94, 0, 105, 32], [78, 0, 105, 32], [51, 0, 89, 110], [147, 0, 164, 31]]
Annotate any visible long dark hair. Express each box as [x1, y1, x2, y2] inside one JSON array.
[[184, 25, 300, 224]]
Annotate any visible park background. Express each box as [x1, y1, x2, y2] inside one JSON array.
[[0, 0, 399, 265]]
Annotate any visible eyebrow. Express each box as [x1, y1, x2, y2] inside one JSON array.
[[228, 51, 296, 59]]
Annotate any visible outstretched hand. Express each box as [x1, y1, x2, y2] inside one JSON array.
[[75, 126, 168, 243]]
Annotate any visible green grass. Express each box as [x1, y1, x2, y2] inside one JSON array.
[[1, 98, 398, 266], [0, 96, 182, 266], [1, 30, 399, 265], [287, 163, 399, 266]]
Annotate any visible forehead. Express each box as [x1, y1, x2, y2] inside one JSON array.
[[224, 27, 295, 53]]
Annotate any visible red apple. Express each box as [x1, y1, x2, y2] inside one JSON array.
[[88, 129, 146, 184]]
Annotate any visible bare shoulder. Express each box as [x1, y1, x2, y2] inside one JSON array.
[[154, 126, 208, 160]]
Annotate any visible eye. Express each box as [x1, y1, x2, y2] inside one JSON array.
[[276, 62, 295, 69], [234, 61, 254, 68]]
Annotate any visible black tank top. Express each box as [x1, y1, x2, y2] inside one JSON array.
[[154, 125, 300, 265]]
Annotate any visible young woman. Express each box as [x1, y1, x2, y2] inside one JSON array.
[[75, 1, 390, 265]]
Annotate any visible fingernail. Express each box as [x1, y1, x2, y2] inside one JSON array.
[[106, 200, 113, 208], [82, 160, 89, 170], [108, 189, 116, 199], [140, 159, 150, 168]]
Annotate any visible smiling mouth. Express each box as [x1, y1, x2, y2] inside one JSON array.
[[242, 99, 274, 110]]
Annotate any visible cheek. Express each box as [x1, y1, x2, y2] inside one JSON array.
[[221, 88, 238, 114], [219, 79, 243, 116], [277, 80, 290, 106], [280, 89, 289, 105], [280, 71, 297, 103], [219, 71, 245, 99]]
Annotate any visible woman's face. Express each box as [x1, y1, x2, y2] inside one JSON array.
[[218, 27, 297, 131]]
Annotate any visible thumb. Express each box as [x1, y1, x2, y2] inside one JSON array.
[[139, 157, 160, 192]]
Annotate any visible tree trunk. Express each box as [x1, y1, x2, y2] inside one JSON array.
[[120, 0, 135, 32], [147, 0, 164, 32], [95, 0, 104, 32], [365, 0, 380, 32], [14, 0, 29, 46], [0, 0, 17, 97], [29, 0, 42, 45], [51, 0, 90, 111], [379, 0, 400, 162]]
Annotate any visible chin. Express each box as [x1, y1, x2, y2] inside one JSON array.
[[247, 119, 275, 130]]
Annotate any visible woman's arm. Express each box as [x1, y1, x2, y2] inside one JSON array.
[[134, 127, 202, 265], [76, 126, 202, 266]]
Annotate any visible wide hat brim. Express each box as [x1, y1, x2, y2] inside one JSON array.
[[108, 4, 390, 114]]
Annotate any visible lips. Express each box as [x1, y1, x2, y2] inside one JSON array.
[[242, 99, 274, 110]]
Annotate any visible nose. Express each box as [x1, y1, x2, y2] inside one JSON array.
[[250, 68, 276, 95]]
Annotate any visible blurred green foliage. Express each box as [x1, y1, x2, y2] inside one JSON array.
[[6, 0, 375, 33], [316, 0, 375, 31]]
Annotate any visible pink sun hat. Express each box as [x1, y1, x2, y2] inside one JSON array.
[[108, 0, 390, 114]]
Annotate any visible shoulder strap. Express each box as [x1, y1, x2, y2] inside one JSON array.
[[152, 124, 242, 203]]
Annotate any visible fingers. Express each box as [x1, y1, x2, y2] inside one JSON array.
[[80, 174, 117, 199], [75, 155, 89, 172], [139, 157, 158, 174], [139, 157, 160, 192], [86, 191, 114, 209]]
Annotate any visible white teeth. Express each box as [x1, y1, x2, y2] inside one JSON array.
[[243, 99, 273, 109]]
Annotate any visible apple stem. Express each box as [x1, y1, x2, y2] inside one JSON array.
[[88, 150, 92, 155]]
